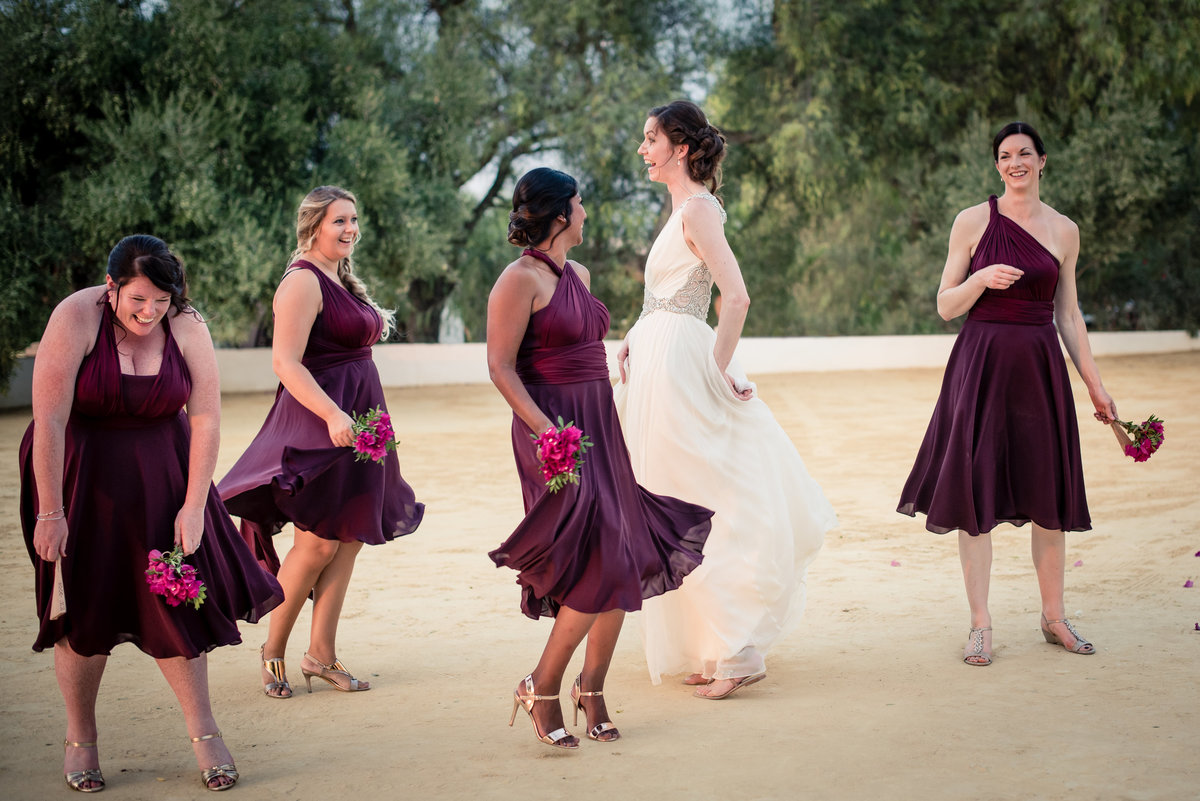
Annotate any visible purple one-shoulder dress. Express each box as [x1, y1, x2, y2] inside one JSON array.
[[489, 250, 713, 619], [219, 262, 424, 570], [898, 196, 1090, 536], [19, 306, 284, 658]]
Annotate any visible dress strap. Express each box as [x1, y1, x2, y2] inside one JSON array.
[[988, 194, 999, 215], [679, 192, 727, 223], [522, 248, 563, 276]]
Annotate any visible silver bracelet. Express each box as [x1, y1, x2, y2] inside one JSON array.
[[35, 506, 66, 521]]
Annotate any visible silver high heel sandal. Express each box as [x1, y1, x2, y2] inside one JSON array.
[[300, 652, 370, 692], [963, 626, 993, 666], [1041, 614, 1095, 654], [259, 644, 292, 698], [63, 740, 105, 793], [570, 674, 620, 742], [508, 674, 579, 749], [190, 732, 239, 792]]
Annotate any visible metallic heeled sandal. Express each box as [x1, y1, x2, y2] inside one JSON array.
[[260, 645, 292, 698], [570, 674, 620, 742], [64, 740, 105, 793], [300, 652, 370, 692], [191, 732, 239, 792], [1041, 614, 1096, 654], [693, 671, 767, 699], [508, 674, 578, 749], [963, 626, 993, 666]]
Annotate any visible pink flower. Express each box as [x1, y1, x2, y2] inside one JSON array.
[[1115, 415, 1165, 462], [350, 406, 398, 465], [144, 545, 207, 610], [1073, 560, 1083, 567], [1185, 580, 1195, 588], [531, 418, 594, 493], [890, 560, 901, 567]]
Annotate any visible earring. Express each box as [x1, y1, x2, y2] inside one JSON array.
[[676, 159, 681, 166], [1039, 169, 1044, 179]]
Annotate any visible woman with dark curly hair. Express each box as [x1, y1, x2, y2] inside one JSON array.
[[487, 167, 712, 749], [20, 234, 283, 792], [614, 101, 837, 700]]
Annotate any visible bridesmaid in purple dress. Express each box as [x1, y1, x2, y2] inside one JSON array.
[[898, 122, 1119, 666], [20, 235, 284, 792], [488, 168, 712, 749], [219, 187, 423, 698]]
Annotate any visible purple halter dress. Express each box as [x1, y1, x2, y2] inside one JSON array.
[[898, 196, 1090, 535], [19, 306, 284, 658], [489, 249, 713, 619], [219, 262, 424, 571]]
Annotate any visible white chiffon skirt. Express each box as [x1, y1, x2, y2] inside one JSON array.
[[613, 311, 836, 683]]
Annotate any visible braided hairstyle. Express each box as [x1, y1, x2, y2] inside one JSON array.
[[507, 167, 579, 250], [650, 100, 727, 198], [105, 234, 193, 317], [289, 186, 395, 340]]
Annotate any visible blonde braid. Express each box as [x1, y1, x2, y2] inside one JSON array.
[[290, 186, 395, 340]]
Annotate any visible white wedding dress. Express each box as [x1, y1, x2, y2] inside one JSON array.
[[613, 193, 837, 684]]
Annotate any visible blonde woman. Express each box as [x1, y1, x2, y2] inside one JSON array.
[[220, 186, 424, 698]]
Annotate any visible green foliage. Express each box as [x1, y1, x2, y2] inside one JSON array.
[[4, 0, 1197, 392]]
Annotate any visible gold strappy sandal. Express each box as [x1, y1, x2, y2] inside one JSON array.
[[191, 732, 239, 792], [508, 674, 579, 749], [64, 740, 105, 793], [260, 644, 292, 698], [300, 652, 371, 692], [570, 674, 620, 742]]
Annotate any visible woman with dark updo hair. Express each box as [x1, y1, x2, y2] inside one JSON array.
[[19, 234, 283, 791], [898, 121, 1117, 666], [614, 100, 836, 699], [487, 167, 711, 749]]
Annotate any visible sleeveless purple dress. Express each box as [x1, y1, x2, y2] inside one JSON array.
[[489, 250, 713, 619], [218, 262, 424, 570], [898, 196, 1090, 536], [18, 306, 284, 658]]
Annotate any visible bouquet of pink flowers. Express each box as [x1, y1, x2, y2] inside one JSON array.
[[532, 416, 594, 493], [351, 406, 397, 465], [1110, 415, 1165, 462], [145, 545, 207, 610]]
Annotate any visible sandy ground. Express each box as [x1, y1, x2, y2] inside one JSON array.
[[1, 352, 1197, 801]]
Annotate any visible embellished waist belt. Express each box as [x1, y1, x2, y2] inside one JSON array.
[[968, 296, 1054, 325], [638, 266, 713, 322]]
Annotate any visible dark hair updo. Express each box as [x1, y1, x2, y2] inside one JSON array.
[[649, 100, 727, 197], [508, 167, 578, 248], [106, 234, 191, 314], [992, 121, 1046, 161]]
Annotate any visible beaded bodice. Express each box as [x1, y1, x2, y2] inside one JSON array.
[[639, 193, 725, 322]]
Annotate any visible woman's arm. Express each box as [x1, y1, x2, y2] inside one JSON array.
[[1052, 219, 1116, 423], [172, 309, 222, 555], [681, 200, 751, 398], [271, 269, 355, 447], [30, 291, 99, 561], [935, 205, 1025, 321], [486, 264, 554, 435]]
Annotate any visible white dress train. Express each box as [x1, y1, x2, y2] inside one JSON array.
[[613, 193, 837, 684]]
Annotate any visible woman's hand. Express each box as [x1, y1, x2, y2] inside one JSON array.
[[175, 504, 206, 556], [977, 263, 1024, 291], [724, 372, 753, 401], [1089, 387, 1117, 425], [326, 409, 356, 448], [33, 517, 69, 561], [617, 340, 630, 383]]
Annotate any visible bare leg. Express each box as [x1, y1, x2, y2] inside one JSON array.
[[55, 641, 106, 789], [305, 540, 363, 665], [521, 606, 598, 746], [157, 654, 236, 789], [959, 529, 994, 663], [260, 528, 340, 695], [575, 609, 624, 740], [301, 539, 370, 690], [1031, 524, 1090, 650]]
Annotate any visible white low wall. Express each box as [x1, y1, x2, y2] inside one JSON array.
[[3, 331, 1196, 408]]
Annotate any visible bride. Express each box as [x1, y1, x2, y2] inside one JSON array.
[[613, 100, 837, 699]]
